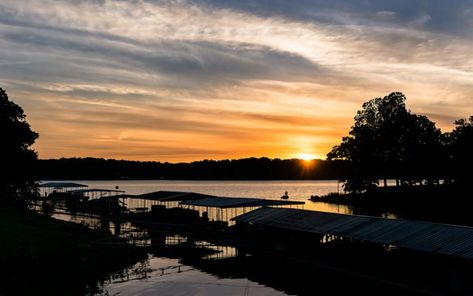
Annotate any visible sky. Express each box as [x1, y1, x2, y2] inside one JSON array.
[[1, 0, 473, 162]]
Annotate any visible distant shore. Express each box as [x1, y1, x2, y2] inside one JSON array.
[[37, 157, 355, 180]]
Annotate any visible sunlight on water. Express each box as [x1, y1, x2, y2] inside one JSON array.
[[41, 180, 339, 197], [304, 201, 352, 214]]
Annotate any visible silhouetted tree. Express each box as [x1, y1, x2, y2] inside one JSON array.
[[445, 116, 473, 183], [328, 92, 442, 193], [0, 88, 38, 197], [398, 114, 442, 185]]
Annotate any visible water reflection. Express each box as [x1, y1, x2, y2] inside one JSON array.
[[98, 246, 422, 296], [106, 259, 152, 283], [46, 211, 286, 295], [305, 201, 352, 214], [195, 242, 238, 260], [100, 256, 287, 296]]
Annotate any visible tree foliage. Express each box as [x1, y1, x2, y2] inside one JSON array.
[[0, 88, 39, 197], [444, 116, 473, 182], [328, 92, 442, 193]]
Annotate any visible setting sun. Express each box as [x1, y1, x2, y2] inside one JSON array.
[[297, 153, 316, 161]]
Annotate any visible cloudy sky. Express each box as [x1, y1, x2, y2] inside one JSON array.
[[1, 0, 473, 161]]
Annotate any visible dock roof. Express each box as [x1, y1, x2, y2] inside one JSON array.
[[131, 191, 215, 201], [67, 189, 125, 194], [180, 196, 304, 208], [39, 182, 88, 188], [233, 207, 473, 260], [129, 190, 304, 208]]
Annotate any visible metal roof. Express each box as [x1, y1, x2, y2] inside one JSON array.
[[39, 182, 88, 188], [133, 191, 188, 201], [249, 199, 305, 207], [233, 207, 473, 260], [132, 191, 215, 201], [181, 197, 304, 208], [67, 188, 125, 193], [131, 191, 304, 207], [103, 194, 134, 199], [163, 192, 216, 201]]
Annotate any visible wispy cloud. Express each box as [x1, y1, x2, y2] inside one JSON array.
[[1, 0, 472, 161]]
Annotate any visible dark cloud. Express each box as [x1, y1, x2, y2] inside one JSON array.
[[189, 0, 473, 36], [0, 23, 325, 89]]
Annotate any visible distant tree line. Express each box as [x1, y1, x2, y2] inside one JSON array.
[[328, 92, 473, 193], [37, 157, 354, 180]]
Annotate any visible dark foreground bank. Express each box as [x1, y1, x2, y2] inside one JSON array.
[[311, 183, 473, 225], [0, 203, 147, 296]]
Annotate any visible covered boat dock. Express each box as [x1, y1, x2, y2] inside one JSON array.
[[39, 182, 88, 196], [67, 188, 126, 199], [127, 191, 216, 209], [125, 191, 304, 223], [181, 197, 304, 224], [234, 207, 473, 260]]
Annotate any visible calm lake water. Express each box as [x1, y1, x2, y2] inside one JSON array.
[[44, 180, 352, 214], [102, 256, 287, 296], [50, 211, 290, 296]]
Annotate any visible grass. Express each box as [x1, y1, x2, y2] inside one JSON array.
[[0, 205, 147, 296]]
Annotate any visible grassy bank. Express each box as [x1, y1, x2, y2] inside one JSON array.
[[311, 184, 473, 225], [0, 205, 147, 296]]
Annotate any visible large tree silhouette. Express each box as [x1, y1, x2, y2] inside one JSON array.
[[0, 88, 38, 197], [445, 116, 473, 183], [328, 92, 442, 193]]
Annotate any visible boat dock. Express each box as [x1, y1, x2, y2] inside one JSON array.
[[127, 191, 304, 224], [234, 207, 473, 260]]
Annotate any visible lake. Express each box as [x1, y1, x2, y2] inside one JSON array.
[[42, 179, 352, 214]]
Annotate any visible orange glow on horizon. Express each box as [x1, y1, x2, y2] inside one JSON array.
[[297, 153, 316, 161]]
